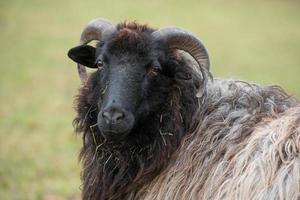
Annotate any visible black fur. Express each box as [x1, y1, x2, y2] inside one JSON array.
[[70, 22, 205, 199]]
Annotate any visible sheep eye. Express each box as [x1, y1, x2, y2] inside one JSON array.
[[153, 66, 161, 72], [148, 66, 161, 76], [96, 60, 103, 68]]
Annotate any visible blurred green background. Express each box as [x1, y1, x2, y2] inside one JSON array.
[[0, 0, 299, 199]]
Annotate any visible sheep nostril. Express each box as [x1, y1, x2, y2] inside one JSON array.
[[98, 106, 135, 138], [112, 112, 125, 122], [102, 111, 111, 123], [102, 110, 125, 124]]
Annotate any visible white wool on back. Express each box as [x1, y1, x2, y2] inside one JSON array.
[[134, 79, 300, 200]]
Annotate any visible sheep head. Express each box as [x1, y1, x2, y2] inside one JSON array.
[[67, 18, 210, 199], [68, 18, 210, 141]]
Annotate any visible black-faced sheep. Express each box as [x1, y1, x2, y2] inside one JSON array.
[[67, 18, 300, 200]]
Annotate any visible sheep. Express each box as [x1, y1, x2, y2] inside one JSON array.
[[67, 18, 300, 200]]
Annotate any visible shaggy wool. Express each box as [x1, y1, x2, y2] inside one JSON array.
[[72, 22, 300, 200], [134, 79, 300, 200]]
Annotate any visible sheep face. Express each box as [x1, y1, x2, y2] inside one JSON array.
[[68, 21, 208, 199], [68, 27, 174, 141]]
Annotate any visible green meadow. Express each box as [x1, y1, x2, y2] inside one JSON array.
[[0, 0, 299, 199]]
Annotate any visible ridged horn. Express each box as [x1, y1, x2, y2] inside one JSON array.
[[152, 27, 210, 71], [77, 18, 115, 83], [152, 27, 210, 97]]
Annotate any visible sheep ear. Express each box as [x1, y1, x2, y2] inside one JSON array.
[[67, 45, 97, 68]]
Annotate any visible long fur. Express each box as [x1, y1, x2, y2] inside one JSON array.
[[72, 22, 300, 200], [73, 23, 202, 199], [135, 80, 300, 200]]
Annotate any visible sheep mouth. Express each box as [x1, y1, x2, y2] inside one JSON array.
[[99, 128, 133, 141]]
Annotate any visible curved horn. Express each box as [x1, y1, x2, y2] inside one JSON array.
[[152, 27, 210, 97], [152, 27, 210, 71], [77, 18, 115, 83]]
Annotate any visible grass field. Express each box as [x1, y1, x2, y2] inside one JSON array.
[[0, 0, 299, 199]]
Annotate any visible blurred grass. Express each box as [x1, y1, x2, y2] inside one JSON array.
[[0, 0, 299, 199]]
